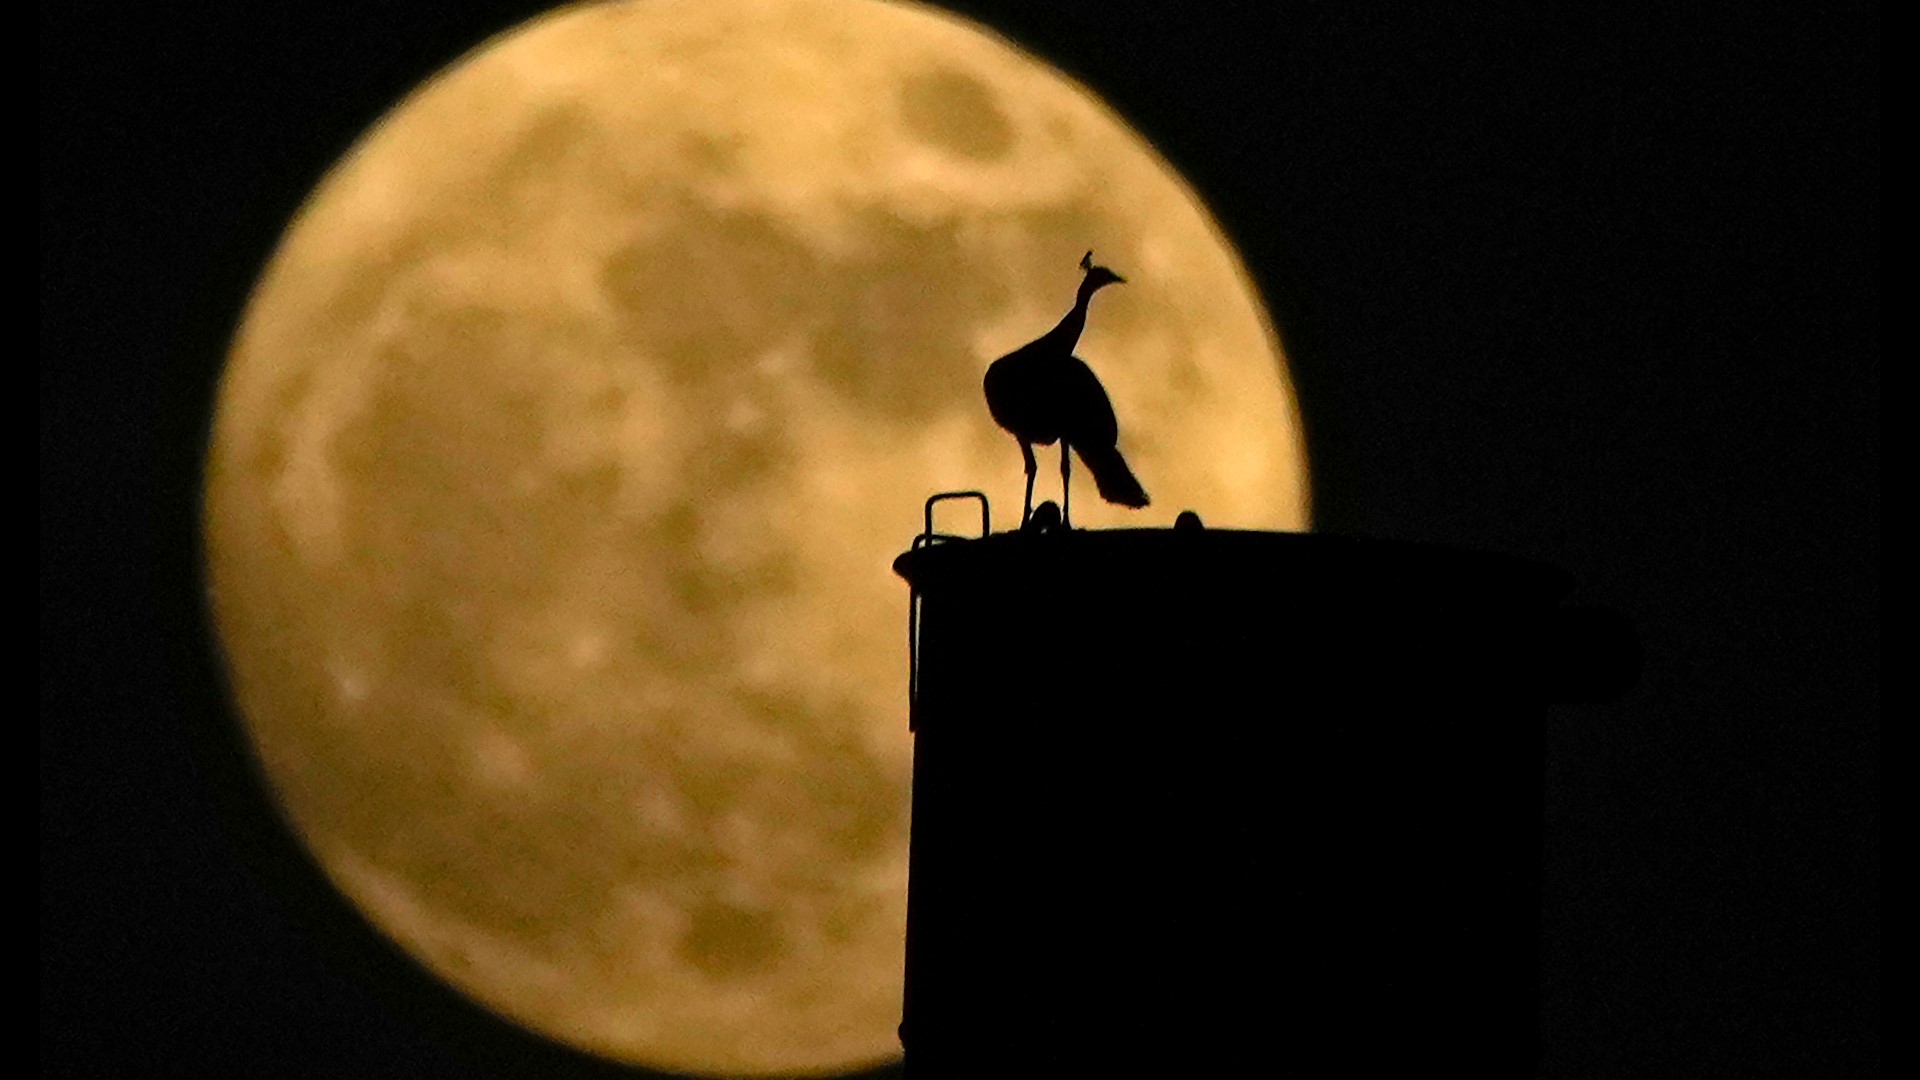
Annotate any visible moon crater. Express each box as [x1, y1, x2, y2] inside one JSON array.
[[899, 68, 1015, 161]]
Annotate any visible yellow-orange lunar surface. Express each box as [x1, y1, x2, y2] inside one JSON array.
[[203, 0, 1309, 1074]]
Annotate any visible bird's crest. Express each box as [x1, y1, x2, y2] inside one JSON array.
[[1077, 251, 1125, 288]]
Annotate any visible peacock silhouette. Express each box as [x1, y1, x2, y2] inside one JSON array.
[[983, 251, 1149, 528]]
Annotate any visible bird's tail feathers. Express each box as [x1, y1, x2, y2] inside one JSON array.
[[1079, 444, 1149, 508]]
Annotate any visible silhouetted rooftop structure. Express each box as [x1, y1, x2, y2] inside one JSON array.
[[894, 496, 1637, 1077]]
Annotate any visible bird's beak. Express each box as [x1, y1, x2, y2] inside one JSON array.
[[1110, 272, 1127, 285]]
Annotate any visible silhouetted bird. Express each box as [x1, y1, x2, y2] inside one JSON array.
[[984, 251, 1149, 528]]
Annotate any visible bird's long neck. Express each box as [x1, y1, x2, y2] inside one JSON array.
[[1039, 278, 1099, 355]]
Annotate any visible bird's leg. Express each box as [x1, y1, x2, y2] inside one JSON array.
[[1020, 442, 1037, 528], [1060, 441, 1073, 529]]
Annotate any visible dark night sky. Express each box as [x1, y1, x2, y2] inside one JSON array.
[[43, 2, 1876, 1077]]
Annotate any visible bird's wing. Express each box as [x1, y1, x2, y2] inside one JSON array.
[[1059, 357, 1121, 447], [984, 353, 1051, 441]]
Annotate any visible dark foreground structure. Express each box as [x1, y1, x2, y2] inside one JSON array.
[[893, 502, 1637, 1077]]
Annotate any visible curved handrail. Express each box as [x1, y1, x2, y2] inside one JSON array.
[[923, 491, 990, 541], [907, 491, 991, 729]]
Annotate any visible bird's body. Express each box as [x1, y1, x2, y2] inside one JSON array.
[[984, 252, 1148, 527]]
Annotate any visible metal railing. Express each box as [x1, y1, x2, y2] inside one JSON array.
[[907, 491, 991, 729]]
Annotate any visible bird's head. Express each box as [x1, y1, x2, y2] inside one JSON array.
[[1079, 250, 1126, 291]]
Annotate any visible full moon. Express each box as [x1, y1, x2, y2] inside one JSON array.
[[204, 0, 1308, 1075]]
